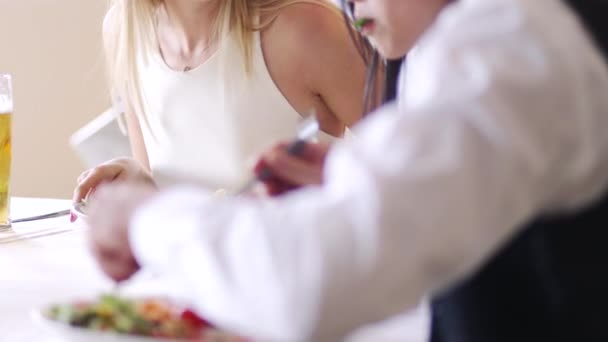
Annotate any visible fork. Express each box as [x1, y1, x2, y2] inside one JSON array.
[[233, 113, 320, 195], [11, 209, 72, 224]]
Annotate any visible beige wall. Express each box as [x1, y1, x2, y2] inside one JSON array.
[[0, 0, 109, 199]]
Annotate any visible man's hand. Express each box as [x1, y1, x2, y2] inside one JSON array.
[[255, 142, 330, 196], [86, 182, 158, 282]]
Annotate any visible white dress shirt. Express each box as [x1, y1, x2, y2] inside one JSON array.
[[130, 0, 608, 340]]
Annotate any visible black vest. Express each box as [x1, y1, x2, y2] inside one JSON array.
[[383, 59, 404, 104], [430, 1, 608, 342]]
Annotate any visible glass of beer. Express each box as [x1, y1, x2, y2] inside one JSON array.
[[0, 74, 12, 229]]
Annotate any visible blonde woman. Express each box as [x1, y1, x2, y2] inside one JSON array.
[[73, 0, 370, 201]]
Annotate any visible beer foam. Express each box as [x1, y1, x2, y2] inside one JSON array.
[[0, 96, 12, 114]]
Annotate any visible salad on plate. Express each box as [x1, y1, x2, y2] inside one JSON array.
[[41, 294, 246, 341]]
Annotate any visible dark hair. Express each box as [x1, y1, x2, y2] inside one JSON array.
[[339, 1, 405, 115]]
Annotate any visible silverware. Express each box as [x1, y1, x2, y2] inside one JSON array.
[[11, 209, 72, 224], [234, 114, 320, 195], [10, 200, 87, 224], [72, 201, 88, 219], [0, 227, 74, 244]]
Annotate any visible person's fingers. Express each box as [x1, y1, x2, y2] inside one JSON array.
[[87, 193, 140, 282], [253, 157, 269, 177], [91, 243, 139, 282], [263, 151, 323, 186], [269, 183, 298, 196], [295, 142, 330, 163], [73, 169, 94, 203], [73, 164, 123, 203], [76, 169, 92, 184], [253, 142, 328, 194], [264, 177, 294, 196], [103, 258, 139, 283], [263, 142, 327, 163]]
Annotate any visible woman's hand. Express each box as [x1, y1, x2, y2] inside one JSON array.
[[255, 142, 330, 196], [87, 182, 158, 282], [73, 157, 155, 203]]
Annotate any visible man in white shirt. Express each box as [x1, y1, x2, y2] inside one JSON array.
[[86, 0, 608, 340]]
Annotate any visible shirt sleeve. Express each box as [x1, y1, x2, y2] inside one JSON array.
[[129, 0, 608, 340]]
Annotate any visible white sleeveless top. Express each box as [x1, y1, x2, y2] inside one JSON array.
[[138, 30, 332, 190]]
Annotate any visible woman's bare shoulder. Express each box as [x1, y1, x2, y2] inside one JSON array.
[[261, 2, 362, 83], [263, 2, 347, 53], [260, 2, 366, 131]]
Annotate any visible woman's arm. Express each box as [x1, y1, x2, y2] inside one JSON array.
[[124, 103, 151, 171]]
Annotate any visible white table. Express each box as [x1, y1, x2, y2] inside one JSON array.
[[0, 198, 429, 342], [0, 198, 176, 342], [0, 198, 109, 341]]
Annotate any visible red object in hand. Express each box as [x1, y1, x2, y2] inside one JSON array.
[[180, 309, 211, 329], [254, 159, 297, 196]]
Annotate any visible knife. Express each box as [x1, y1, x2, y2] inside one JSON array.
[[11, 209, 72, 224]]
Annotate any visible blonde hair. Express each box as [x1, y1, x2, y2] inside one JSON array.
[[103, 0, 339, 133]]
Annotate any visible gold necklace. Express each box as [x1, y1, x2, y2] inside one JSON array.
[[180, 41, 215, 73]]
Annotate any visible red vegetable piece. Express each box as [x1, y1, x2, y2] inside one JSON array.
[[180, 309, 210, 329]]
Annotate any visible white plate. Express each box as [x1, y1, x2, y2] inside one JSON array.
[[32, 303, 246, 342], [31, 308, 180, 342]]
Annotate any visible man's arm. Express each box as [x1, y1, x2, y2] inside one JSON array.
[[129, 1, 608, 339]]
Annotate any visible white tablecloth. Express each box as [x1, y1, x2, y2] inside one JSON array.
[[0, 198, 429, 342], [0, 198, 110, 341]]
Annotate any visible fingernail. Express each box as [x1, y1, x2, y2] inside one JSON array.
[[70, 212, 77, 223]]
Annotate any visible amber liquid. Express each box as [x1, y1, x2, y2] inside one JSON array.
[[0, 113, 11, 228]]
